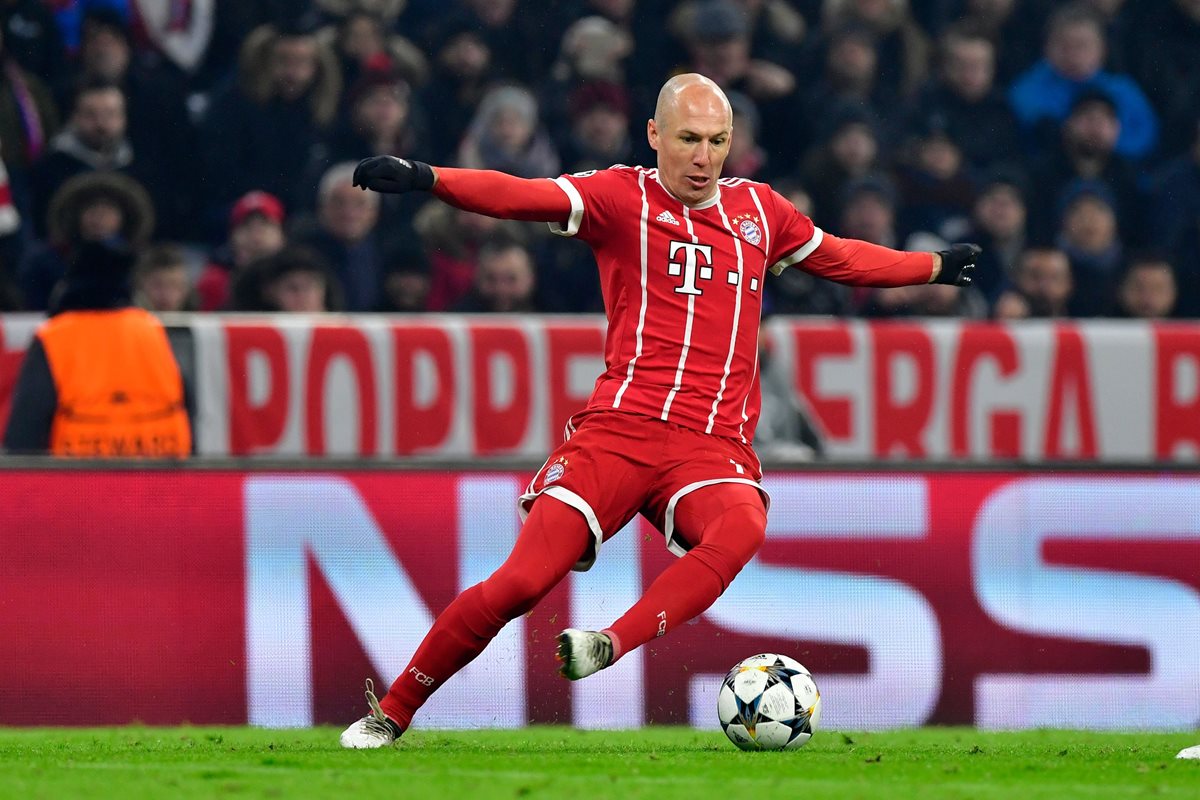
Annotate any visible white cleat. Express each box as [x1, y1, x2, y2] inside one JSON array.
[[1178, 745, 1200, 759], [556, 629, 614, 680], [339, 679, 403, 749]]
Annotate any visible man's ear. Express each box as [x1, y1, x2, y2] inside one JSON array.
[[647, 118, 659, 151]]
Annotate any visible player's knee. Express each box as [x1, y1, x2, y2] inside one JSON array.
[[710, 501, 767, 565]]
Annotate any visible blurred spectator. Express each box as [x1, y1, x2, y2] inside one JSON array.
[[755, 332, 824, 462], [559, 80, 633, 173], [1132, 0, 1200, 155], [31, 78, 130, 235], [801, 25, 896, 147], [21, 170, 153, 310], [994, 247, 1073, 319], [0, 21, 60, 178], [955, 0, 1044, 84], [672, 0, 799, 166], [912, 22, 1020, 170], [1055, 183, 1122, 316], [765, 181, 852, 316], [1171, 212, 1200, 318], [456, 85, 560, 178], [196, 190, 286, 311], [1030, 88, 1142, 245], [963, 171, 1028, 300], [837, 175, 900, 313], [232, 244, 343, 312], [261, 248, 338, 312], [1, 0, 68, 90], [322, 7, 427, 90], [302, 64, 428, 239], [1150, 117, 1200, 254], [3, 240, 192, 457], [68, 8, 194, 236], [315, 0, 407, 28], [893, 113, 976, 241], [133, 242, 193, 312], [723, 91, 768, 180], [419, 20, 492, 163], [800, 107, 885, 224], [432, 0, 543, 84], [837, 175, 899, 247], [1008, 2, 1158, 159], [416, 200, 528, 311], [1114, 253, 1177, 320], [542, 16, 633, 148], [292, 161, 384, 311], [0, 147, 24, 296], [733, 0, 807, 69], [200, 19, 341, 223], [378, 243, 430, 311], [47, 0, 130, 54], [821, 0, 931, 100], [451, 237, 538, 313], [130, 0, 216, 76]]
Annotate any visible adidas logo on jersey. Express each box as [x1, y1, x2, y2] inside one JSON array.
[[655, 209, 680, 226]]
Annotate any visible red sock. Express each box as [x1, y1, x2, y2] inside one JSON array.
[[606, 484, 766, 662], [379, 496, 591, 728]]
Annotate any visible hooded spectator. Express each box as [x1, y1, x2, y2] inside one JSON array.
[[963, 170, 1029, 300], [378, 243, 430, 312], [20, 170, 153, 310], [894, 112, 976, 241], [419, 19, 492, 163], [1055, 182, 1123, 315], [456, 85, 561, 179]]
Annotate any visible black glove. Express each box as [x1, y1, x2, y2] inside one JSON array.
[[933, 243, 981, 287], [352, 156, 436, 194]]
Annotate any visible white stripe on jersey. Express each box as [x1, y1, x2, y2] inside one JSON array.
[[739, 188, 772, 438], [661, 204, 700, 419], [548, 177, 585, 237], [613, 170, 651, 408], [769, 226, 825, 275], [706, 194, 746, 436]]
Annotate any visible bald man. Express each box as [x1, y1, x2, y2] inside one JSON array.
[[340, 74, 981, 748]]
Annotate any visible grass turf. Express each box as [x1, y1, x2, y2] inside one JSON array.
[[0, 726, 1196, 799]]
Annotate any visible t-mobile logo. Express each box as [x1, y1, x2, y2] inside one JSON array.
[[667, 241, 713, 296]]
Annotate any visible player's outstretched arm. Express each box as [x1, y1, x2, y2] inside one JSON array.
[[800, 232, 980, 288], [352, 155, 572, 224]]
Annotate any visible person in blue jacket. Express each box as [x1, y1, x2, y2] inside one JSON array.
[[1009, 3, 1158, 160]]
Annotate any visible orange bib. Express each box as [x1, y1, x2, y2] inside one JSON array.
[[39, 308, 191, 458]]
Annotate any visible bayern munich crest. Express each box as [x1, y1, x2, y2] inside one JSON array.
[[734, 213, 763, 246], [545, 460, 566, 484]]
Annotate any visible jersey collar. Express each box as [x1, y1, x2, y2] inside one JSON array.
[[652, 170, 722, 210]]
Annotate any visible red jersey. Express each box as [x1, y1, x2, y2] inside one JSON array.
[[548, 165, 821, 443]]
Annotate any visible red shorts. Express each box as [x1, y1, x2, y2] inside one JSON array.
[[519, 409, 768, 571]]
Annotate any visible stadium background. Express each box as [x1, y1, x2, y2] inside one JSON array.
[[1, 0, 1199, 734]]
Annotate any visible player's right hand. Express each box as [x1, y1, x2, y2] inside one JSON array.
[[352, 156, 436, 194]]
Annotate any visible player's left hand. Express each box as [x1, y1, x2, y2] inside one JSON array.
[[932, 243, 981, 287]]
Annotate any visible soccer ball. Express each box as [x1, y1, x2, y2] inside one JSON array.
[[717, 653, 821, 751]]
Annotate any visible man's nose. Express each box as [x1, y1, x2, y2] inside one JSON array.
[[693, 145, 710, 166]]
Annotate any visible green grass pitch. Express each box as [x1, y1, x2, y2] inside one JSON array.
[[1, 726, 1196, 799]]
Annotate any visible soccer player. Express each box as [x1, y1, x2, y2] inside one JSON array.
[[340, 73, 980, 748]]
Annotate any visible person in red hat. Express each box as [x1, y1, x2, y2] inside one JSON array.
[[195, 190, 287, 311]]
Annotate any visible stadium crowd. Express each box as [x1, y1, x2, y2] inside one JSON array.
[[0, 0, 1197, 319]]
